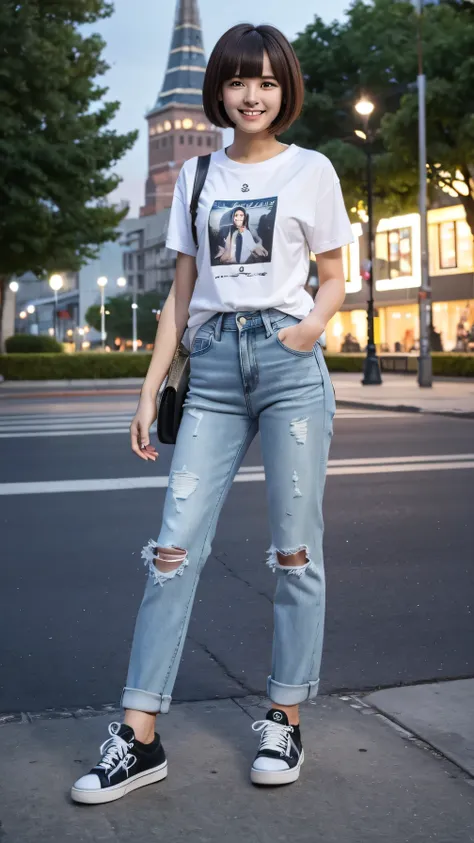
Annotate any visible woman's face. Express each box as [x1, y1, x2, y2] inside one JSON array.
[[233, 210, 246, 228], [220, 50, 283, 137]]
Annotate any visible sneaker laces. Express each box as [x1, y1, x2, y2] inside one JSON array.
[[96, 722, 137, 776], [252, 720, 293, 756]]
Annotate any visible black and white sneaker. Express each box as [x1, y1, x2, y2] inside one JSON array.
[[71, 721, 168, 804], [250, 709, 304, 786]]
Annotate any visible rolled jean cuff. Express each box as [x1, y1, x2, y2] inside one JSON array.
[[121, 686, 172, 714], [267, 677, 320, 706]]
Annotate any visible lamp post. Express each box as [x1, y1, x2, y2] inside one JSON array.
[[49, 274, 63, 339], [116, 276, 127, 289], [97, 276, 108, 349], [413, 0, 432, 387], [355, 98, 382, 386], [131, 300, 138, 352]]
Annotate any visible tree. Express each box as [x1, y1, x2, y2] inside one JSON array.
[[85, 293, 165, 346], [284, 0, 474, 236], [0, 1, 138, 349]]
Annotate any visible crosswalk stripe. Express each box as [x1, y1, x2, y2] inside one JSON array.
[[0, 428, 130, 439], [0, 457, 472, 495], [0, 409, 414, 438], [0, 413, 133, 424]]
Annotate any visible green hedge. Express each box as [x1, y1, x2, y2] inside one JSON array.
[[0, 351, 473, 380], [5, 334, 64, 353], [324, 353, 365, 372], [0, 352, 153, 380]]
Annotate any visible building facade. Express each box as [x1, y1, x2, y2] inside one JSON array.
[[326, 203, 474, 354]]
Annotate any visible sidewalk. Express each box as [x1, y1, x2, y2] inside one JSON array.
[[332, 372, 474, 416], [1, 681, 473, 842], [1, 373, 473, 416]]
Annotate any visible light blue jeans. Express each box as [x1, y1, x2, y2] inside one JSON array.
[[121, 308, 336, 714]]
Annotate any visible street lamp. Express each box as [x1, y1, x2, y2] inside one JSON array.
[[97, 276, 108, 349], [27, 305, 35, 315], [49, 274, 63, 339], [413, 0, 432, 387], [131, 302, 138, 352], [117, 276, 127, 289], [355, 97, 382, 386], [9, 281, 19, 293]]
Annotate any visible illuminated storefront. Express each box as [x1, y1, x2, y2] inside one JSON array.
[[326, 204, 474, 353]]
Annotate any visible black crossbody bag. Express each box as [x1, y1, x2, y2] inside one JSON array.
[[157, 154, 211, 445]]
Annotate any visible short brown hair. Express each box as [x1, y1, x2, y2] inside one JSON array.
[[202, 24, 305, 136]]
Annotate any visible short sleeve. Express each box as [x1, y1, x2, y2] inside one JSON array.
[[305, 160, 354, 255], [165, 163, 197, 257]]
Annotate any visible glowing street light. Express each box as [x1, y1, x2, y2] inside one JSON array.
[[49, 274, 63, 339], [19, 311, 27, 319], [131, 301, 138, 352], [9, 281, 19, 293], [354, 96, 382, 386], [355, 98, 375, 117], [27, 305, 35, 314], [117, 276, 127, 288], [97, 276, 108, 349]]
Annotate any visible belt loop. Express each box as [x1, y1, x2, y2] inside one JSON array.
[[214, 313, 224, 342], [260, 310, 273, 339]]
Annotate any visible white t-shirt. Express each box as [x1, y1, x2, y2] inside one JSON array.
[[165, 144, 354, 348]]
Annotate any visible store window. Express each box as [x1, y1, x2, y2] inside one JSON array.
[[457, 220, 473, 268], [342, 244, 351, 284], [376, 228, 412, 278], [439, 221, 457, 269]]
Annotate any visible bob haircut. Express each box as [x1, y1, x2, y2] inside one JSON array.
[[202, 24, 305, 137]]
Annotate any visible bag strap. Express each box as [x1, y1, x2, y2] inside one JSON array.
[[190, 153, 211, 250]]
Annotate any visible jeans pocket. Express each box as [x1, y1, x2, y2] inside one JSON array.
[[275, 332, 316, 358], [190, 333, 214, 357]]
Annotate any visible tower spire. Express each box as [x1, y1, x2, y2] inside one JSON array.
[[154, 0, 206, 111]]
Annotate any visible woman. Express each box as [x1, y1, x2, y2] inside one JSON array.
[[216, 206, 268, 263], [71, 22, 353, 805]]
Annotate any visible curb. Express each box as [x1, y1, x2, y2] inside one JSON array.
[[336, 400, 474, 420]]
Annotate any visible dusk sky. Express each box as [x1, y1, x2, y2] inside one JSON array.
[[89, 0, 349, 216]]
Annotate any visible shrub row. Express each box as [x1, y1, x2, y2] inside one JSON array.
[[5, 334, 64, 353], [0, 352, 153, 380], [0, 351, 473, 381]]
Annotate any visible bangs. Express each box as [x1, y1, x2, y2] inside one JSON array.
[[220, 30, 267, 83]]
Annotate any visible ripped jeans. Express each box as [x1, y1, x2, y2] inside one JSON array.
[[121, 308, 336, 714]]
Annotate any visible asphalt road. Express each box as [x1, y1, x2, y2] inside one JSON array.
[[1, 393, 473, 714]]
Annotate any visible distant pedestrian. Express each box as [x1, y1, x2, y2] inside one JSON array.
[[71, 21, 353, 805]]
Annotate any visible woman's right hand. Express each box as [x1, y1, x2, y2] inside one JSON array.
[[130, 395, 159, 461]]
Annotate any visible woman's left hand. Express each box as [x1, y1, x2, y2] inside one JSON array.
[[277, 323, 322, 353]]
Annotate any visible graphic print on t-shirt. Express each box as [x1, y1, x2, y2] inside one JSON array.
[[208, 197, 277, 272]]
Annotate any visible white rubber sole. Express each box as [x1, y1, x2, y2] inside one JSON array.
[[70, 760, 168, 804], [250, 750, 304, 786]]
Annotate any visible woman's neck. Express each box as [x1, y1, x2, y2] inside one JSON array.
[[226, 132, 289, 164]]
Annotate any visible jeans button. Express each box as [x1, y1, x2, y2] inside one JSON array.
[[238, 316, 247, 326]]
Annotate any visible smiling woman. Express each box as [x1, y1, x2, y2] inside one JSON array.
[[202, 23, 304, 137]]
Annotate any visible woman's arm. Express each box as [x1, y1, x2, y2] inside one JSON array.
[[278, 247, 345, 352], [130, 252, 197, 460]]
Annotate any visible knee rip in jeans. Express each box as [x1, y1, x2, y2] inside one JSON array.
[[141, 540, 189, 587], [266, 544, 313, 577]]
